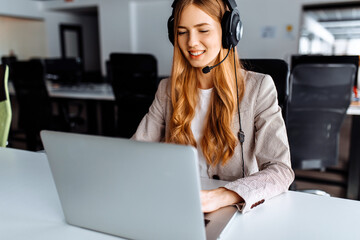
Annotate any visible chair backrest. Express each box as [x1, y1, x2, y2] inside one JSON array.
[[110, 53, 158, 97], [11, 60, 53, 130], [0, 64, 12, 147], [241, 58, 289, 123], [1, 56, 17, 65], [287, 63, 356, 170], [1, 56, 17, 82], [291, 55, 359, 86], [109, 53, 158, 138]]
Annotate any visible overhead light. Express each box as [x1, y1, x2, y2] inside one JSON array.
[[321, 20, 360, 28]]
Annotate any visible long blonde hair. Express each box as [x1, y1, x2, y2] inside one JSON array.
[[166, 0, 245, 166]]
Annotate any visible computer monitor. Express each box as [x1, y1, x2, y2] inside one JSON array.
[[44, 58, 83, 84]]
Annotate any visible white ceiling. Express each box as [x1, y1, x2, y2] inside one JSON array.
[[305, 5, 360, 39]]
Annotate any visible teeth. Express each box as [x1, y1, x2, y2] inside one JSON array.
[[189, 51, 205, 56]]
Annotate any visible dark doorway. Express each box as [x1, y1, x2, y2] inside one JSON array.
[[60, 24, 84, 61]]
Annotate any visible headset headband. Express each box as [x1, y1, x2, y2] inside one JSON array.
[[168, 0, 242, 48], [224, 0, 237, 11], [171, 0, 237, 11]]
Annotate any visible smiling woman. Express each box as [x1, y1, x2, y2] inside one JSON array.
[[177, 5, 222, 69], [132, 0, 294, 214]]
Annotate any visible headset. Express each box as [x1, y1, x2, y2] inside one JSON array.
[[167, 0, 243, 49], [167, 0, 246, 178]]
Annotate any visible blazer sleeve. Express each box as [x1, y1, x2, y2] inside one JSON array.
[[131, 79, 169, 142], [225, 74, 295, 213]]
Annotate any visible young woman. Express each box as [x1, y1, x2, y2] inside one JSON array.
[[132, 0, 294, 213]]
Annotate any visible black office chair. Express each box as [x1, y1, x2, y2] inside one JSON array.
[[10, 60, 83, 151], [1, 56, 17, 66], [110, 53, 158, 138], [291, 55, 359, 86], [1, 56, 17, 82], [241, 59, 289, 123], [287, 58, 357, 195]]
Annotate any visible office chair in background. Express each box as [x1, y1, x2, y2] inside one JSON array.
[[287, 58, 357, 195], [10, 60, 83, 151], [110, 53, 158, 138], [1, 56, 17, 82], [0, 64, 12, 147], [241, 59, 290, 123], [291, 55, 359, 86]]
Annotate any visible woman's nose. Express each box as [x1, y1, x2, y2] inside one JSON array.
[[187, 32, 199, 47]]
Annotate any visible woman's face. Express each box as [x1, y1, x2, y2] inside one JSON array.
[[177, 4, 222, 69]]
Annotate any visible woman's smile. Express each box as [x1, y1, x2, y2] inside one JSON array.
[[189, 50, 206, 58]]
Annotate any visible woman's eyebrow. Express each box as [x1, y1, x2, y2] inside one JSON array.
[[178, 23, 210, 28]]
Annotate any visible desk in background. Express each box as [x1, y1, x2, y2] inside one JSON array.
[[1, 147, 360, 240], [49, 82, 114, 101], [9, 81, 116, 136], [48, 82, 115, 135]]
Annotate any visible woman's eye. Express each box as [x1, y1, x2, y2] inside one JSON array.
[[200, 30, 209, 33], [178, 31, 187, 35]]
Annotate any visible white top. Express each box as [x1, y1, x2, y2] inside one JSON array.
[[191, 88, 213, 178]]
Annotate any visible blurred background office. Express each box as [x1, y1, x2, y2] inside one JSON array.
[[1, 0, 360, 200], [1, 0, 358, 77]]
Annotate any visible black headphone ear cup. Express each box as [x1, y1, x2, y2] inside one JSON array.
[[229, 12, 242, 47], [221, 10, 242, 49], [167, 16, 175, 45], [221, 11, 232, 49]]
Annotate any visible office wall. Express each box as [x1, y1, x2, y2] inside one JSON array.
[[134, 0, 360, 75], [132, 1, 173, 77], [41, 0, 132, 75], [0, 16, 47, 60], [0, 0, 42, 19], [39, 0, 360, 76], [237, 0, 360, 61], [0, 0, 45, 60], [98, 0, 132, 73], [43, 11, 100, 72]]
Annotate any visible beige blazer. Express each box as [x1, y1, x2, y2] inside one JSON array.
[[132, 70, 295, 213]]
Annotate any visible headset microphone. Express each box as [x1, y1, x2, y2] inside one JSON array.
[[202, 48, 231, 74]]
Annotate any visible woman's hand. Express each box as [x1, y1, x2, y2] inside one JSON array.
[[201, 187, 243, 213]]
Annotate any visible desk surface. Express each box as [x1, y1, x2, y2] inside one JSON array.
[[1, 147, 360, 240], [48, 82, 114, 101], [347, 101, 360, 115]]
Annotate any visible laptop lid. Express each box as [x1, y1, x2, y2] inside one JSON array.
[[41, 130, 206, 240]]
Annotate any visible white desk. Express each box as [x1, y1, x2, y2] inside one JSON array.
[[347, 102, 360, 115], [48, 83, 115, 135], [1, 147, 360, 240], [48, 82, 114, 101]]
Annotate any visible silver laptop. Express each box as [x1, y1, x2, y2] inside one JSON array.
[[41, 130, 237, 240]]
